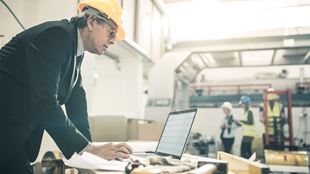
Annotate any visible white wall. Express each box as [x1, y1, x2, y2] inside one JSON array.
[[148, 51, 190, 98], [145, 51, 191, 122], [122, 0, 136, 40], [0, 0, 76, 44], [89, 54, 144, 118]]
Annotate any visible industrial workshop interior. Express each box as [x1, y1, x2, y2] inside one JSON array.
[[1, 0, 310, 173]]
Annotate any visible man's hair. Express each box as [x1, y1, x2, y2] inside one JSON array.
[[72, 7, 113, 28]]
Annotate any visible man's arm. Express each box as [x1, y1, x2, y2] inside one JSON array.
[[280, 105, 285, 118], [240, 110, 254, 125], [259, 106, 265, 123], [65, 74, 92, 141]]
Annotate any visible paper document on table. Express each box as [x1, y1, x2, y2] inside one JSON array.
[[64, 152, 128, 171], [249, 152, 256, 162]]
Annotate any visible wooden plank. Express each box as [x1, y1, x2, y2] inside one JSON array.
[[217, 152, 269, 174]]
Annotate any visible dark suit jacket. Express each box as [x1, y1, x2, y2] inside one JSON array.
[[0, 19, 91, 162]]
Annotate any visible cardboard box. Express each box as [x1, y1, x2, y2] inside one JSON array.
[[137, 122, 163, 141], [127, 119, 163, 141], [89, 115, 127, 142]]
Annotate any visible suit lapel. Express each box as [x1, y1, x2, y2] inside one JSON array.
[[58, 21, 79, 105]]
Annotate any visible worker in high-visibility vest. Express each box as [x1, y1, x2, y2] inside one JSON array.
[[239, 96, 256, 159], [259, 93, 285, 150]]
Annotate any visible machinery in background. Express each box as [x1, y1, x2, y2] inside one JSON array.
[[295, 108, 310, 150], [262, 89, 310, 173], [185, 132, 216, 158], [262, 89, 294, 150], [189, 67, 310, 108], [189, 80, 310, 108]]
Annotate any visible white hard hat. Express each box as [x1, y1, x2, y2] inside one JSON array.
[[221, 101, 233, 111]]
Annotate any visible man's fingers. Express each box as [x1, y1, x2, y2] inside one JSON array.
[[93, 143, 133, 160], [113, 152, 130, 159], [116, 146, 131, 154], [115, 143, 133, 154]]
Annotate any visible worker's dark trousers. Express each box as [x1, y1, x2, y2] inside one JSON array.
[[241, 136, 253, 159], [0, 146, 33, 174], [221, 137, 235, 153]]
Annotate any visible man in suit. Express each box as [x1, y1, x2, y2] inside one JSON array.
[[0, 0, 132, 173]]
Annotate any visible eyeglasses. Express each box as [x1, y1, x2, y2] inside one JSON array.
[[105, 25, 117, 39], [96, 15, 117, 39]]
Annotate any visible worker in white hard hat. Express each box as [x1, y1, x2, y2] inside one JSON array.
[[219, 102, 241, 154], [0, 0, 132, 173], [259, 92, 285, 150]]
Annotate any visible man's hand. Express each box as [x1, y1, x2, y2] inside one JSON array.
[[83, 142, 133, 160], [234, 120, 242, 127]]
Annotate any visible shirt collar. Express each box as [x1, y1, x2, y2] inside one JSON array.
[[76, 28, 84, 57]]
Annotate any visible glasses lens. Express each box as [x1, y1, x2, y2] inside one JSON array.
[[96, 15, 117, 39], [109, 29, 116, 39]]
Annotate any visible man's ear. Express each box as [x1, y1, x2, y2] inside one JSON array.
[[87, 16, 94, 32]]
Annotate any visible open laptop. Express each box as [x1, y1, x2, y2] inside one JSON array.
[[133, 108, 198, 160]]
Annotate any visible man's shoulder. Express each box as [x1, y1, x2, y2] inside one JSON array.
[[19, 19, 75, 40], [34, 19, 74, 35], [21, 19, 75, 34]]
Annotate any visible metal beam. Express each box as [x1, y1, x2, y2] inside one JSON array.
[[303, 50, 310, 64], [193, 46, 310, 54], [198, 53, 209, 68], [270, 49, 277, 65], [173, 34, 310, 53], [238, 51, 243, 66], [121, 39, 153, 63]]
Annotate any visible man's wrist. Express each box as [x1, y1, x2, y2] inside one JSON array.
[[79, 142, 93, 155]]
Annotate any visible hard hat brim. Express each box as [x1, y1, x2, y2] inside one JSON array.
[[115, 22, 125, 40]]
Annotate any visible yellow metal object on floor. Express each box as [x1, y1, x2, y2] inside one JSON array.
[[264, 150, 308, 166], [217, 151, 269, 174]]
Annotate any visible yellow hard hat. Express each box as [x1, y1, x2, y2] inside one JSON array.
[[78, 0, 125, 40], [267, 93, 279, 100]]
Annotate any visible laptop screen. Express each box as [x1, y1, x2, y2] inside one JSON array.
[[155, 108, 197, 159]]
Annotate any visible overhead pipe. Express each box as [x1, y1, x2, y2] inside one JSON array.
[[152, 0, 169, 16], [298, 67, 305, 93]]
